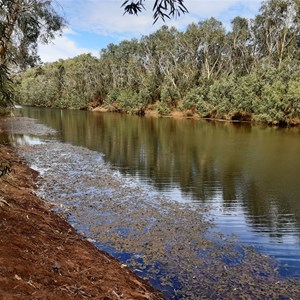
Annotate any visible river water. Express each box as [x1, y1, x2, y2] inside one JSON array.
[[5, 106, 300, 296]]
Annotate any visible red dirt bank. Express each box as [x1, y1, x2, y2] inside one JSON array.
[[0, 144, 163, 300]]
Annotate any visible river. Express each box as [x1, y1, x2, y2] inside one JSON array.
[[5, 106, 300, 297]]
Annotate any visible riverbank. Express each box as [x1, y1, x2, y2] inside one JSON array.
[[1, 115, 300, 299], [91, 103, 300, 127], [0, 144, 163, 299]]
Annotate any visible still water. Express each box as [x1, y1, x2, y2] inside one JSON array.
[[18, 106, 300, 277]]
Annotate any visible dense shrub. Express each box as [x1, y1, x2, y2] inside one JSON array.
[[232, 74, 260, 113], [286, 72, 300, 120], [183, 87, 213, 116], [104, 89, 120, 105], [157, 101, 172, 116], [160, 83, 181, 106], [182, 78, 213, 115]]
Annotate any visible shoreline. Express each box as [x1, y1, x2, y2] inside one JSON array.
[[13, 104, 300, 127], [90, 105, 300, 128], [1, 115, 300, 298], [0, 143, 163, 299]]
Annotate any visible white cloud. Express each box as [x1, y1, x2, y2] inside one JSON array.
[[59, 0, 262, 35], [38, 0, 263, 62], [38, 29, 99, 62]]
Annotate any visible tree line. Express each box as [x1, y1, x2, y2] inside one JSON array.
[[15, 0, 300, 126], [0, 0, 181, 113], [0, 0, 65, 112]]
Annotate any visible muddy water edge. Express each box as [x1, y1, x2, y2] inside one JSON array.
[[0, 118, 163, 300], [1, 116, 300, 299]]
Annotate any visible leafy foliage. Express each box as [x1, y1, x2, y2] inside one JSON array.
[[15, 0, 300, 126], [157, 101, 171, 115], [0, 0, 65, 111], [0, 64, 14, 109], [122, 0, 188, 23]]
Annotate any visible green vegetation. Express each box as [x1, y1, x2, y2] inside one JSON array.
[[1, 0, 181, 112], [0, 0, 65, 112], [122, 0, 188, 23], [15, 0, 300, 126]]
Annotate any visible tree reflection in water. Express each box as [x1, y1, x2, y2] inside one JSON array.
[[19, 107, 300, 271]]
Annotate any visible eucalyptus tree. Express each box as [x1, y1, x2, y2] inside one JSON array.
[[99, 44, 119, 91], [139, 33, 164, 100], [0, 0, 65, 108], [181, 23, 208, 84], [11, 0, 300, 125], [99, 40, 140, 93], [148, 26, 181, 102], [110, 39, 140, 89], [252, 0, 300, 67], [195, 18, 227, 79], [15, 54, 102, 108], [227, 17, 253, 75], [60, 54, 101, 108]]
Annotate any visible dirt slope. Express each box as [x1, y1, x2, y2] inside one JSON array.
[[0, 145, 163, 300]]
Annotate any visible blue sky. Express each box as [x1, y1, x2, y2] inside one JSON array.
[[38, 0, 262, 62]]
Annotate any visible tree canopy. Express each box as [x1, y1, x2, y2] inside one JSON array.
[[0, 0, 188, 111], [2, 0, 300, 125], [15, 0, 300, 126], [0, 0, 65, 109]]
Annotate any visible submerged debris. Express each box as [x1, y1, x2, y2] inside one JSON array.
[[3, 116, 299, 298], [18, 141, 300, 299], [0, 144, 163, 300], [1, 117, 57, 136]]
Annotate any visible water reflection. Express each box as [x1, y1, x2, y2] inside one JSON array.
[[19, 107, 300, 274], [8, 134, 45, 146], [0, 130, 9, 145], [0, 124, 44, 146]]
